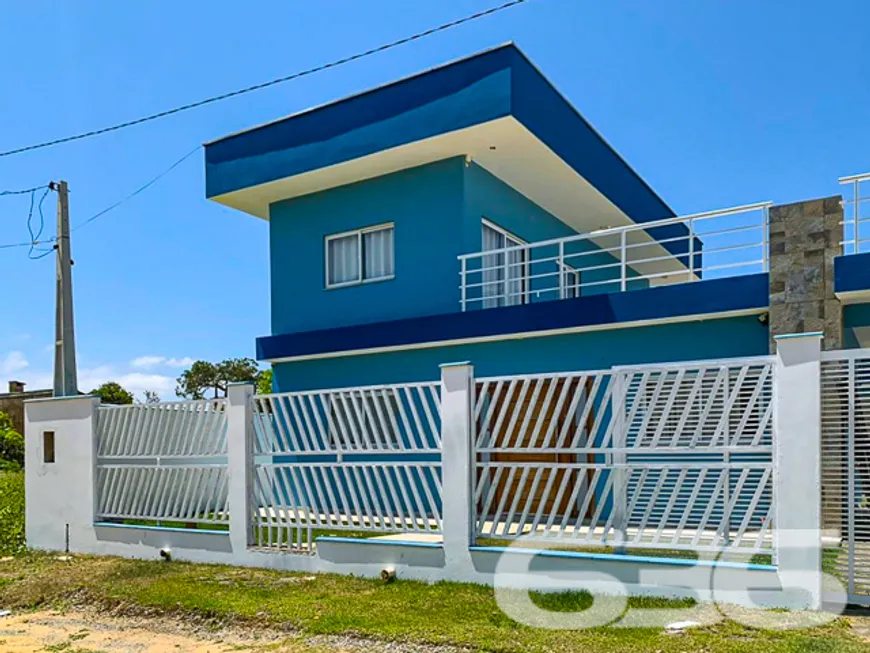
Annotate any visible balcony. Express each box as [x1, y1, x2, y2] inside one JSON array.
[[458, 202, 772, 311]]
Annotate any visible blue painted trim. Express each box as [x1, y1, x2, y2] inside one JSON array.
[[773, 332, 824, 340], [94, 522, 229, 536], [469, 546, 777, 572], [835, 252, 870, 294], [257, 274, 769, 361], [204, 44, 676, 233], [316, 535, 443, 549]]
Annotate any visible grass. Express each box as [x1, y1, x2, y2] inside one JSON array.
[[0, 470, 25, 555], [0, 479, 865, 651], [0, 553, 867, 652]]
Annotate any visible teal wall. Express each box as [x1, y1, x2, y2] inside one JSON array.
[[273, 314, 769, 392], [844, 303, 870, 348], [268, 157, 649, 337], [269, 157, 468, 334], [462, 163, 641, 307]]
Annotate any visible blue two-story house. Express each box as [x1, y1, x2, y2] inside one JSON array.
[[205, 43, 772, 393]]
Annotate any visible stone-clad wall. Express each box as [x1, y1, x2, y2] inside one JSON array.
[[768, 196, 843, 350]]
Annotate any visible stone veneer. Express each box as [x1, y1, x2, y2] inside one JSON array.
[[768, 196, 843, 351]]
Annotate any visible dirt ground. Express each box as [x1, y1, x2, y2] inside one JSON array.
[[0, 609, 460, 653]]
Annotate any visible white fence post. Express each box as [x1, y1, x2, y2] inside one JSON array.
[[773, 332, 823, 609], [440, 362, 475, 575], [227, 383, 254, 553], [24, 395, 100, 552]]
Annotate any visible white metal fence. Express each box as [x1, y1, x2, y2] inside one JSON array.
[[251, 382, 443, 552], [840, 172, 870, 254], [821, 349, 870, 604], [95, 400, 229, 527], [458, 202, 771, 310], [473, 359, 775, 555]]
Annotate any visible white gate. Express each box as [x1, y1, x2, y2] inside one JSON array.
[[821, 348, 870, 604], [251, 382, 443, 553], [473, 357, 775, 557], [95, 400, 229, 527]]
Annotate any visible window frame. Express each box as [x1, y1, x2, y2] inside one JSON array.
[[324, 222, 395, 290], [560, 262, 580, 299], [481, 218, 530, 307]]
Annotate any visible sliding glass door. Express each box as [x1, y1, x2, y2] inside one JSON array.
[[482, 221, 527, 309]]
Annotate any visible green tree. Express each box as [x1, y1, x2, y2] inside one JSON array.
[[176, 358, 261, 399], [0, 410, 23, 470], [91, 381, 134, 405], [140, 390, 161, 404], [257, 368, 273, 395]]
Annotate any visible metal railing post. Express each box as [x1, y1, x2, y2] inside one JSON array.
[[687, 219, 695, 281], [558, 240, 565, 299], [852, 179, 861, 254], [619, 231, 627, 292], [762, 206, 770, 271], [460, 258, 467, 312]]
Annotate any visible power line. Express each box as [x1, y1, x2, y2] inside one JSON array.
[[0, 145, 200, 252], [0, 185, 48, 196], [0, 0, 532, 159], [73, 145, 200, 232]]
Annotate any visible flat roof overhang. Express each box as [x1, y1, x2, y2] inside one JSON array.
[[256, 274, 769, 363], [205, 44, 676, 228]]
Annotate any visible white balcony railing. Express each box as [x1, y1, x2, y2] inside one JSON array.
[[458, 202, 772, 311], [839, 172, 870, 254]]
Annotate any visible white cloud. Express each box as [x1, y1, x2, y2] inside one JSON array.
[[15, 365, 177, 400], [165, 357, 195, 368], [1, 351, 29, 377], [131, 355, 194, 370]]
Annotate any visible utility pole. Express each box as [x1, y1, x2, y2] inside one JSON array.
[[51, 180, 78, 397]]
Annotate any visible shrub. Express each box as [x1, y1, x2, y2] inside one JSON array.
[[0, 471, 25, 555], [0, 428, 24, 470]]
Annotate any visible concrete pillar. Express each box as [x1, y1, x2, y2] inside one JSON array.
[[773, 332, 823, 608], [440, 362, 475, 575], [768, 196, 843, 351], [227, 383, 254, 553], [24, 395, 100, 552]]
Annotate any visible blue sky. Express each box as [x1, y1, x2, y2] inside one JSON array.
[[0, 0, 868, 399]]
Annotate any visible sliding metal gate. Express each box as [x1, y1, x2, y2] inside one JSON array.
[[821, 348, 870, 605]]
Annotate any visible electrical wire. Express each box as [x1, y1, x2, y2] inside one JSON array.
[[0, 145, 200, 252], [0, 0, 532, 159], [27, 186, 53, 259], [72, 145, 200, 232], [0, 185, 47, 196]]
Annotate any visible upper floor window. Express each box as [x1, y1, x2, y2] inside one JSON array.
[[326, 223, 394, 288]]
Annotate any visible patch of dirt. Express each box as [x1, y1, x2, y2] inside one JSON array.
[[0, 609, 465, 652]]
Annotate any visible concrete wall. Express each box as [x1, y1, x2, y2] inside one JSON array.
[[269, 157, 468, 334], [768, 196, 843, 350]]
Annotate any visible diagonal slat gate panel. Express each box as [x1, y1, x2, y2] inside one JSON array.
[[474, 359, 775, 555]]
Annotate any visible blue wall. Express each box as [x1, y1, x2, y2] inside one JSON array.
[[268, 156, 648, 336], [273, 315, 769, 392], [844, 303, 870, 349], [269, 157, 468, 334]]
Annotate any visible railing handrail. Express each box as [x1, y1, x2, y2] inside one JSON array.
[[839, 172, 870, 184], [457, 200, 773, 261]]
